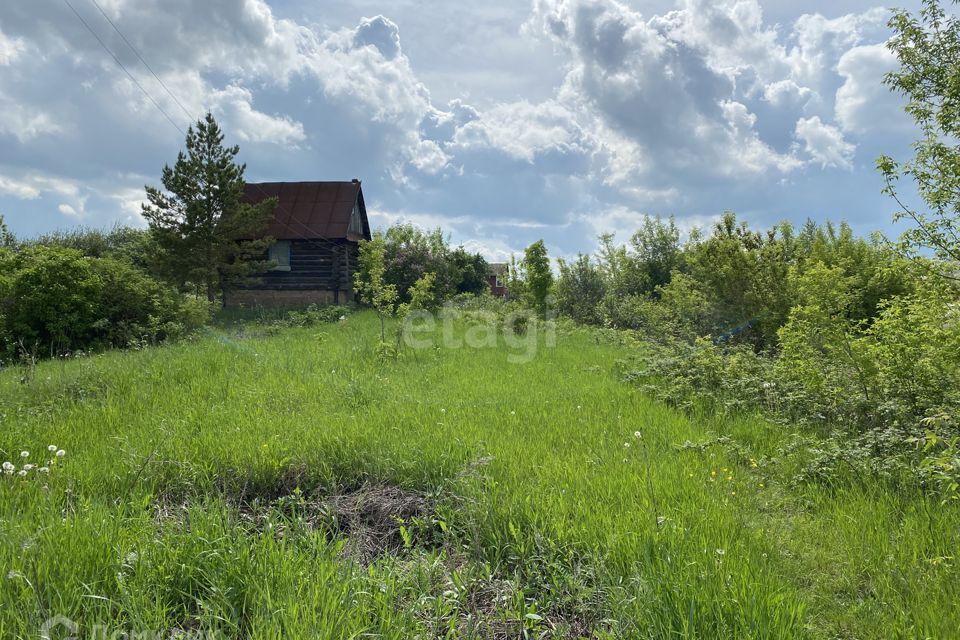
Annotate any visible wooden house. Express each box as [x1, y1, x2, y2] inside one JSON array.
[[224, 180, 371, 307], [487, 263, 509, 298]]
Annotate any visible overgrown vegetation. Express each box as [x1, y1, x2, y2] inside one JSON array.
[[2, 4, 960, 634], [549, 0, 960, 496], [0, 223, 210, 362], [2, 311, 957, 638]]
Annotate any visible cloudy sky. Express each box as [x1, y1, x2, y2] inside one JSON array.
[[0, 0, 928, 260]]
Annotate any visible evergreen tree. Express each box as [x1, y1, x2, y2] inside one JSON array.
[[142, 113, 276, 301]]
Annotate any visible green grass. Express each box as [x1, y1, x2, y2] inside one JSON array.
[[1, 311, 957, 638]]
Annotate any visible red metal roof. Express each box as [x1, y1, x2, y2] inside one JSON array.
[[243, 181, 370, 241]]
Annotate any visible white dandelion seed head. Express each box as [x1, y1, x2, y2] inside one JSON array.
[[634, 431, 642, 438], [510, 411, 515, 415], [1, 462, 13, 472], [55, 450, 65, 458], [17, 470, 27, 477], [19, 451, 28, 458], [624, 442, 630, 448], [22, 464, 34, 471], [38, 467, 49, 473], [48, 445, 57, 452]]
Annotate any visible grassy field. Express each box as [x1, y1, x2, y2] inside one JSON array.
[[1, 310, 957, 639]]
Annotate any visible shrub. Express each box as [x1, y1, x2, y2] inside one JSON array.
[[0, 246, 211, 360], [556, 254, 605, 325], [2, 246, 103, 353]]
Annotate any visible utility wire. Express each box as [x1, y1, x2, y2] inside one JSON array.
[[62, 0, 186, 135], [89, 0, 194, 124], [62, 0, 357, 261]]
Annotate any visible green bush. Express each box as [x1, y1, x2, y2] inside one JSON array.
[[2, 246, 103, 353], [0, 246, 210, 360], [556, 254, 605, 325]]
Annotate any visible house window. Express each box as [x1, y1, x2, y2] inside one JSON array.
[[268, 240, 291, 271]]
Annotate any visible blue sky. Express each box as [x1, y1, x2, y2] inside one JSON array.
[[0, 0, 927, 260]]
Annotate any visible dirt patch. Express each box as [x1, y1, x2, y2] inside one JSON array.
[[155, 483, 436, 562], [322, 484, 432, 559]]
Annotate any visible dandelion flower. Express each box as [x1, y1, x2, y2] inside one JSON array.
[[440, 408, 446, 413], [624, 442, 630, 448], [38, 467, 49, 473], [23, 464, 34, 471], [711, 470, 716, 476], [17, 470, 26, 477], [510, 410, 515, 415], [715, 548, 726, 556], [633, 431, 641, 438], [577, 405, 582, 410], [19, 451, 28, 458], [55, 450, 65, 458], [727, 475, 733, 481], [731, 491, 736, 496], [48, 445, 57, 453], [2, 462, 12, 472]]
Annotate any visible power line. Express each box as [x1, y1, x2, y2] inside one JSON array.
[[88, 0, 195, 124], [61, 0, 356, 260], [62, 0, 186, 136]]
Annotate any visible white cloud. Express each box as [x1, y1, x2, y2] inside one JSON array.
[[835, 43, 907, 134], [0, 0, 922, 245], [352, 15, 402, 60], [58, 203, 81, 218], [526, 0, 805, 182], [451, 100, 588, 162], [0, 173, 79, 200], [0, 175, 41, 199], [578, 205, 719, 244], [795, 116, 856, 169], [0, 30, 23, 65], [0, 102, 61, 142], [209, 85, 305, 145]]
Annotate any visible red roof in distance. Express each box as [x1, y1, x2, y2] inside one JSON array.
[[243, 181, 370, 241]]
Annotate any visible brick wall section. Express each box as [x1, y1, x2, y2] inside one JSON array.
[[224, 289, 354, 308]]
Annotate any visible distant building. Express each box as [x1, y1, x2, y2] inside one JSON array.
[[487, 263, 509, 298], [225, 180, 371, 307]]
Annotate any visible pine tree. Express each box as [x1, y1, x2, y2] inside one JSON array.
[[142, 113, 277, 302]]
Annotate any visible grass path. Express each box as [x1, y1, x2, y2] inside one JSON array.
[[1, 312, 957, 638]]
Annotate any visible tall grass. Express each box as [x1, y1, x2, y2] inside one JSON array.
[[0, 311, 956, 638]]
